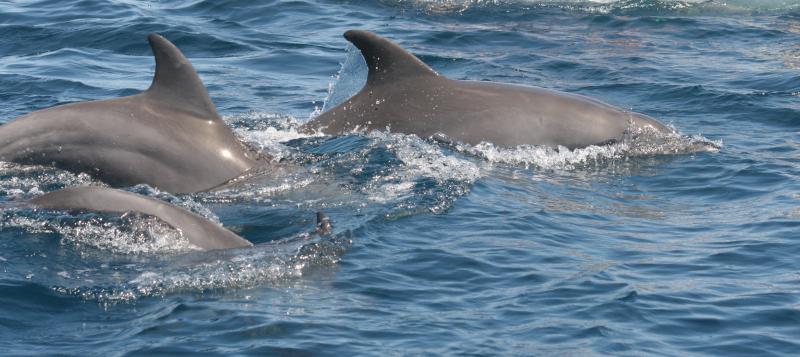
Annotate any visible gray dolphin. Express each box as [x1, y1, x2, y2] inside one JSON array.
[[31, 186, 253, 250], [0, 34, 264, 193], [302, 30, 672, 149], [31, 186, 335, 251]]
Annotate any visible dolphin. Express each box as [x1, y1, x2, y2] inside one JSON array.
[[30, 186, 335, 251], [0, 34, 265, 193], [31, 186, 253, 250], [302, 30, 673, 149]]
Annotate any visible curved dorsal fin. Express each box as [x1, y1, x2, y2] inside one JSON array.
[[344, 30, 438, 86], [144, 34, 220, 120]]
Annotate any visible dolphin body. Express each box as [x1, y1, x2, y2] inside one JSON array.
[[302, 30, 672, 149], [31, 187, 253, 250], [0, 34, 264, 193], [31, 186, 334, 251]]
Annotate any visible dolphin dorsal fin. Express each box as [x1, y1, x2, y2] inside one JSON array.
[[145, 34, 221, 120], [344, 30, 438, 86]]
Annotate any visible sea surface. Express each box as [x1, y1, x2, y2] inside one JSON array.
[[1, 0, 799, 355]]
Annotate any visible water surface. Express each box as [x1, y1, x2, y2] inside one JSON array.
[[1, 0, 799, 355]]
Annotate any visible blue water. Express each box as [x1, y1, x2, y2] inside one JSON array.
[[1, 0, 799, 355]]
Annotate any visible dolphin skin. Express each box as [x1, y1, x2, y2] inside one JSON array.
[[0, 34, 264, 193], [31, 187, 253, 251], [302, 30, 672, 149]]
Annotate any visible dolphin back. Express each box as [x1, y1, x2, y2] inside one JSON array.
[[0, 34, 262, 193], [305, 30, 674, 149], [31, 187, 253, 251]]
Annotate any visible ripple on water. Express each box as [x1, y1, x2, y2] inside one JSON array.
[[1, 0, 799, 355]]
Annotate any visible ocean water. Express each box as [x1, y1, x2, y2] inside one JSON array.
[[1, 0, 799, 355]]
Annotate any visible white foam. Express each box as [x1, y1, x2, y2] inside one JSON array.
[[0, 162, 98, 200], [445, 126, 721, 170], [368, 130, 481, 183], [2, 213, 200, 254], [362, 131, 481, 213], [224, 112, 323, 162]]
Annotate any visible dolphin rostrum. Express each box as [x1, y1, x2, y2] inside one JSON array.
[[0, 34, 265, 193], [302, 30, 673, 149], [31, 187, 253, 251]]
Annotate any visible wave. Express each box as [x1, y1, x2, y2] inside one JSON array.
[[378, 0, 800, 15]]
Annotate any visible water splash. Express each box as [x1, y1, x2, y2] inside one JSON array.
[[364, 131, 480, 214], [0, 162, 98, 200], [320, 44, 368, 113], [368, 130, 481, 184], [225, 112, 320, 162], [442, 126, 721, 170], [0, 211, 199, 254]]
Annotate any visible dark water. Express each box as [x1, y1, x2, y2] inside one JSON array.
[[1, 0, 799, 355]]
